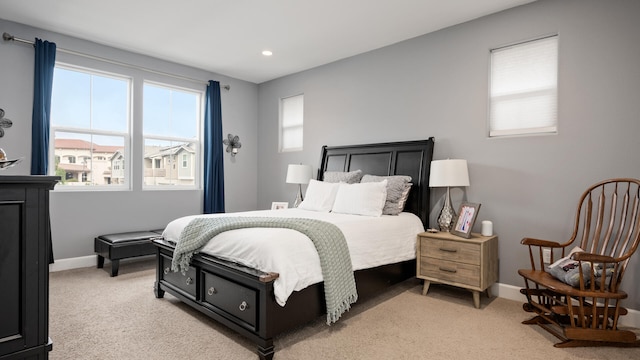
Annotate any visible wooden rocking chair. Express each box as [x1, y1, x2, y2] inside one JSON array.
[[518, 178, 640, 347]]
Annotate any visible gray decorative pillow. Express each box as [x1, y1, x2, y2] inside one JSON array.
[[547, 247, 591, 288], [323, 169, 363, 184], [360, 174, 412, 215], [548, 260, 591, 288]]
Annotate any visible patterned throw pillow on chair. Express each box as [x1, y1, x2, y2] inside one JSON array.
[[547, 247, 591, 287]]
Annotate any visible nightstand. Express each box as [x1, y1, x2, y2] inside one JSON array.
[[417, 231, 498, 308]]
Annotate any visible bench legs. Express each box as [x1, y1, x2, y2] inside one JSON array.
[[96, 255, 121, 277], [110, 260, 120, 277]]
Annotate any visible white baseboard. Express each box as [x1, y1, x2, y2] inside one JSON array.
[[49, 255, 96, 272], [50, 255, 640, 329], [491, 282, 640, 329], [49, 254, 154, 273]]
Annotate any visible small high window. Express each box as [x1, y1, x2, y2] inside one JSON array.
[[279, 94, 304, 152], [489, 35, 558, 137]]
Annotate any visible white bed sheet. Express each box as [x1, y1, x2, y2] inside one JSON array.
[[162, 208, 424, 306]]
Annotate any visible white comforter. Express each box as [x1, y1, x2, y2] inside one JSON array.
[[162, 208, 424, 306]]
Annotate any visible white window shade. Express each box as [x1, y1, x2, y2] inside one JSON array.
[[280, 94, 304, 152], [489, 35, 558, 137]]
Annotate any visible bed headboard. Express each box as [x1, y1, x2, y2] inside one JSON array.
[[317, 138, 435, 228]]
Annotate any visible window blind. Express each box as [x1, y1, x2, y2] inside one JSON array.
[[489, 35, 558, 137], [280, 94, 304, 151]]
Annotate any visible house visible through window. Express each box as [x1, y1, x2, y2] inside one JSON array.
[[280, 94, 304, 152], [51, 66, 129, 187], [489, 35, 558, 137], [51, 62, 203, 190], [143, 82, 200, 187]]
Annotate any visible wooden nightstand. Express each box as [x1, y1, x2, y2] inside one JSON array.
[[416, 231, 498, 308]]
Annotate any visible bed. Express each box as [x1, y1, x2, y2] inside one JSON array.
[[153, 138, 434, 359]]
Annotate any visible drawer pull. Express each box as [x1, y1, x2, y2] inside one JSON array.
[[439, 248, 458, 253], [239, 301, 248, 311], [207, 287, 216, 296], [439, 267, 457, 273], [163, 267, 170, 275], [186, 277, 193, 285]]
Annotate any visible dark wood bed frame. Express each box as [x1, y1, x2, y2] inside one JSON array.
[[153, 138, 434, 359]]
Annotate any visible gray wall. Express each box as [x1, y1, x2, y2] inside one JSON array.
[[256, 0, 640, 309], [0, 19, 259, 260], [2, 0, 639, 311]]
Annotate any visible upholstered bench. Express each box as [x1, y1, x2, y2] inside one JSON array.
[[95, 229, 164, 277]]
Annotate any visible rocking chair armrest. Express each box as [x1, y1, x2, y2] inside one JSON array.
[[571, 252, 615, 263], [520, 237, 563, 248]]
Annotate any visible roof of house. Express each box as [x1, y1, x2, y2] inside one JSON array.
[[144, 143, 195, 159], [55, 139, 122, 154]]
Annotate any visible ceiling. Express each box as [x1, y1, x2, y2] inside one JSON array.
[[0, 0, 536, 84]]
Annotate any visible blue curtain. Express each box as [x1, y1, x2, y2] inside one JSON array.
[[203, 80, 225, 213], [30, 38, 57, 264], [31, 38, 57, 175]]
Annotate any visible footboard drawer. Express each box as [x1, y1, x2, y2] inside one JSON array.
[[202, 271, 257, 329], [159, 254, 197, 299]]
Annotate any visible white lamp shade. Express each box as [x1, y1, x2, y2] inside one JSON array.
[[286, 164, 313, 184], [429, 159, 470, 187]]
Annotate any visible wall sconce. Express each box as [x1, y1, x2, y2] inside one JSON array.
[[429, 159, 470, 232], [0, 108, 13, 138], [0, 107, 22, 169], [223, 134, 241, 156]]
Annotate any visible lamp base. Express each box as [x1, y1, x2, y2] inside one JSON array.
[[437, 187, 456, 232], [293, 185, 304, 208]]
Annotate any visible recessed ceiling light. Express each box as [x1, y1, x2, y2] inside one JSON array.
[[262, 50, 273, 56]]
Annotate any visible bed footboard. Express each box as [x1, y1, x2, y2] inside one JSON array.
[[154, 239, 416, 359], [154, 239, 325, 360]]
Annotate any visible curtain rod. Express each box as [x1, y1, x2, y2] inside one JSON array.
[[2, 32, 230, 91]]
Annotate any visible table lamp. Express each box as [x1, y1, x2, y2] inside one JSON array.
[[429, 159, 470, 231], [286, 164, 312, 207]]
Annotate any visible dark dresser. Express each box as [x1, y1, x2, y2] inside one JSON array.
[[0, 176, 58, 360]]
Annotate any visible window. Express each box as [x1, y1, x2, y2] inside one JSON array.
[[279, 94, 304, 152], [143, 82, 200, 187], [50, 58, 204, 191], [51, 66, 129, 187], [489, 35, 558, 137]]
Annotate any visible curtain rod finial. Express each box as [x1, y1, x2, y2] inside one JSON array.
[[3, 32, 15, 42]]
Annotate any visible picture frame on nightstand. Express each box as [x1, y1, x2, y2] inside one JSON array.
[[271, 201, 289, 210], [451, 202, 480, 238]]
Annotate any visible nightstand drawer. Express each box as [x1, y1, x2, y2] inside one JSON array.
[[421, 238, 480, 265], [420, 257, 480, 288]]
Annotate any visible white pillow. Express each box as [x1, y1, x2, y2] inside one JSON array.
[[298, 179, 340, 212], [331, 180, 388, 217]]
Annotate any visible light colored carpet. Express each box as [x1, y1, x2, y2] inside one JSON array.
[[49, 259, 640, 360]]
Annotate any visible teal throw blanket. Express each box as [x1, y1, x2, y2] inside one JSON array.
[[172, 216, 358, 324]]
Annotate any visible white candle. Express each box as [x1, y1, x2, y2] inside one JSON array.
[[481, 220, 493, 236]]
